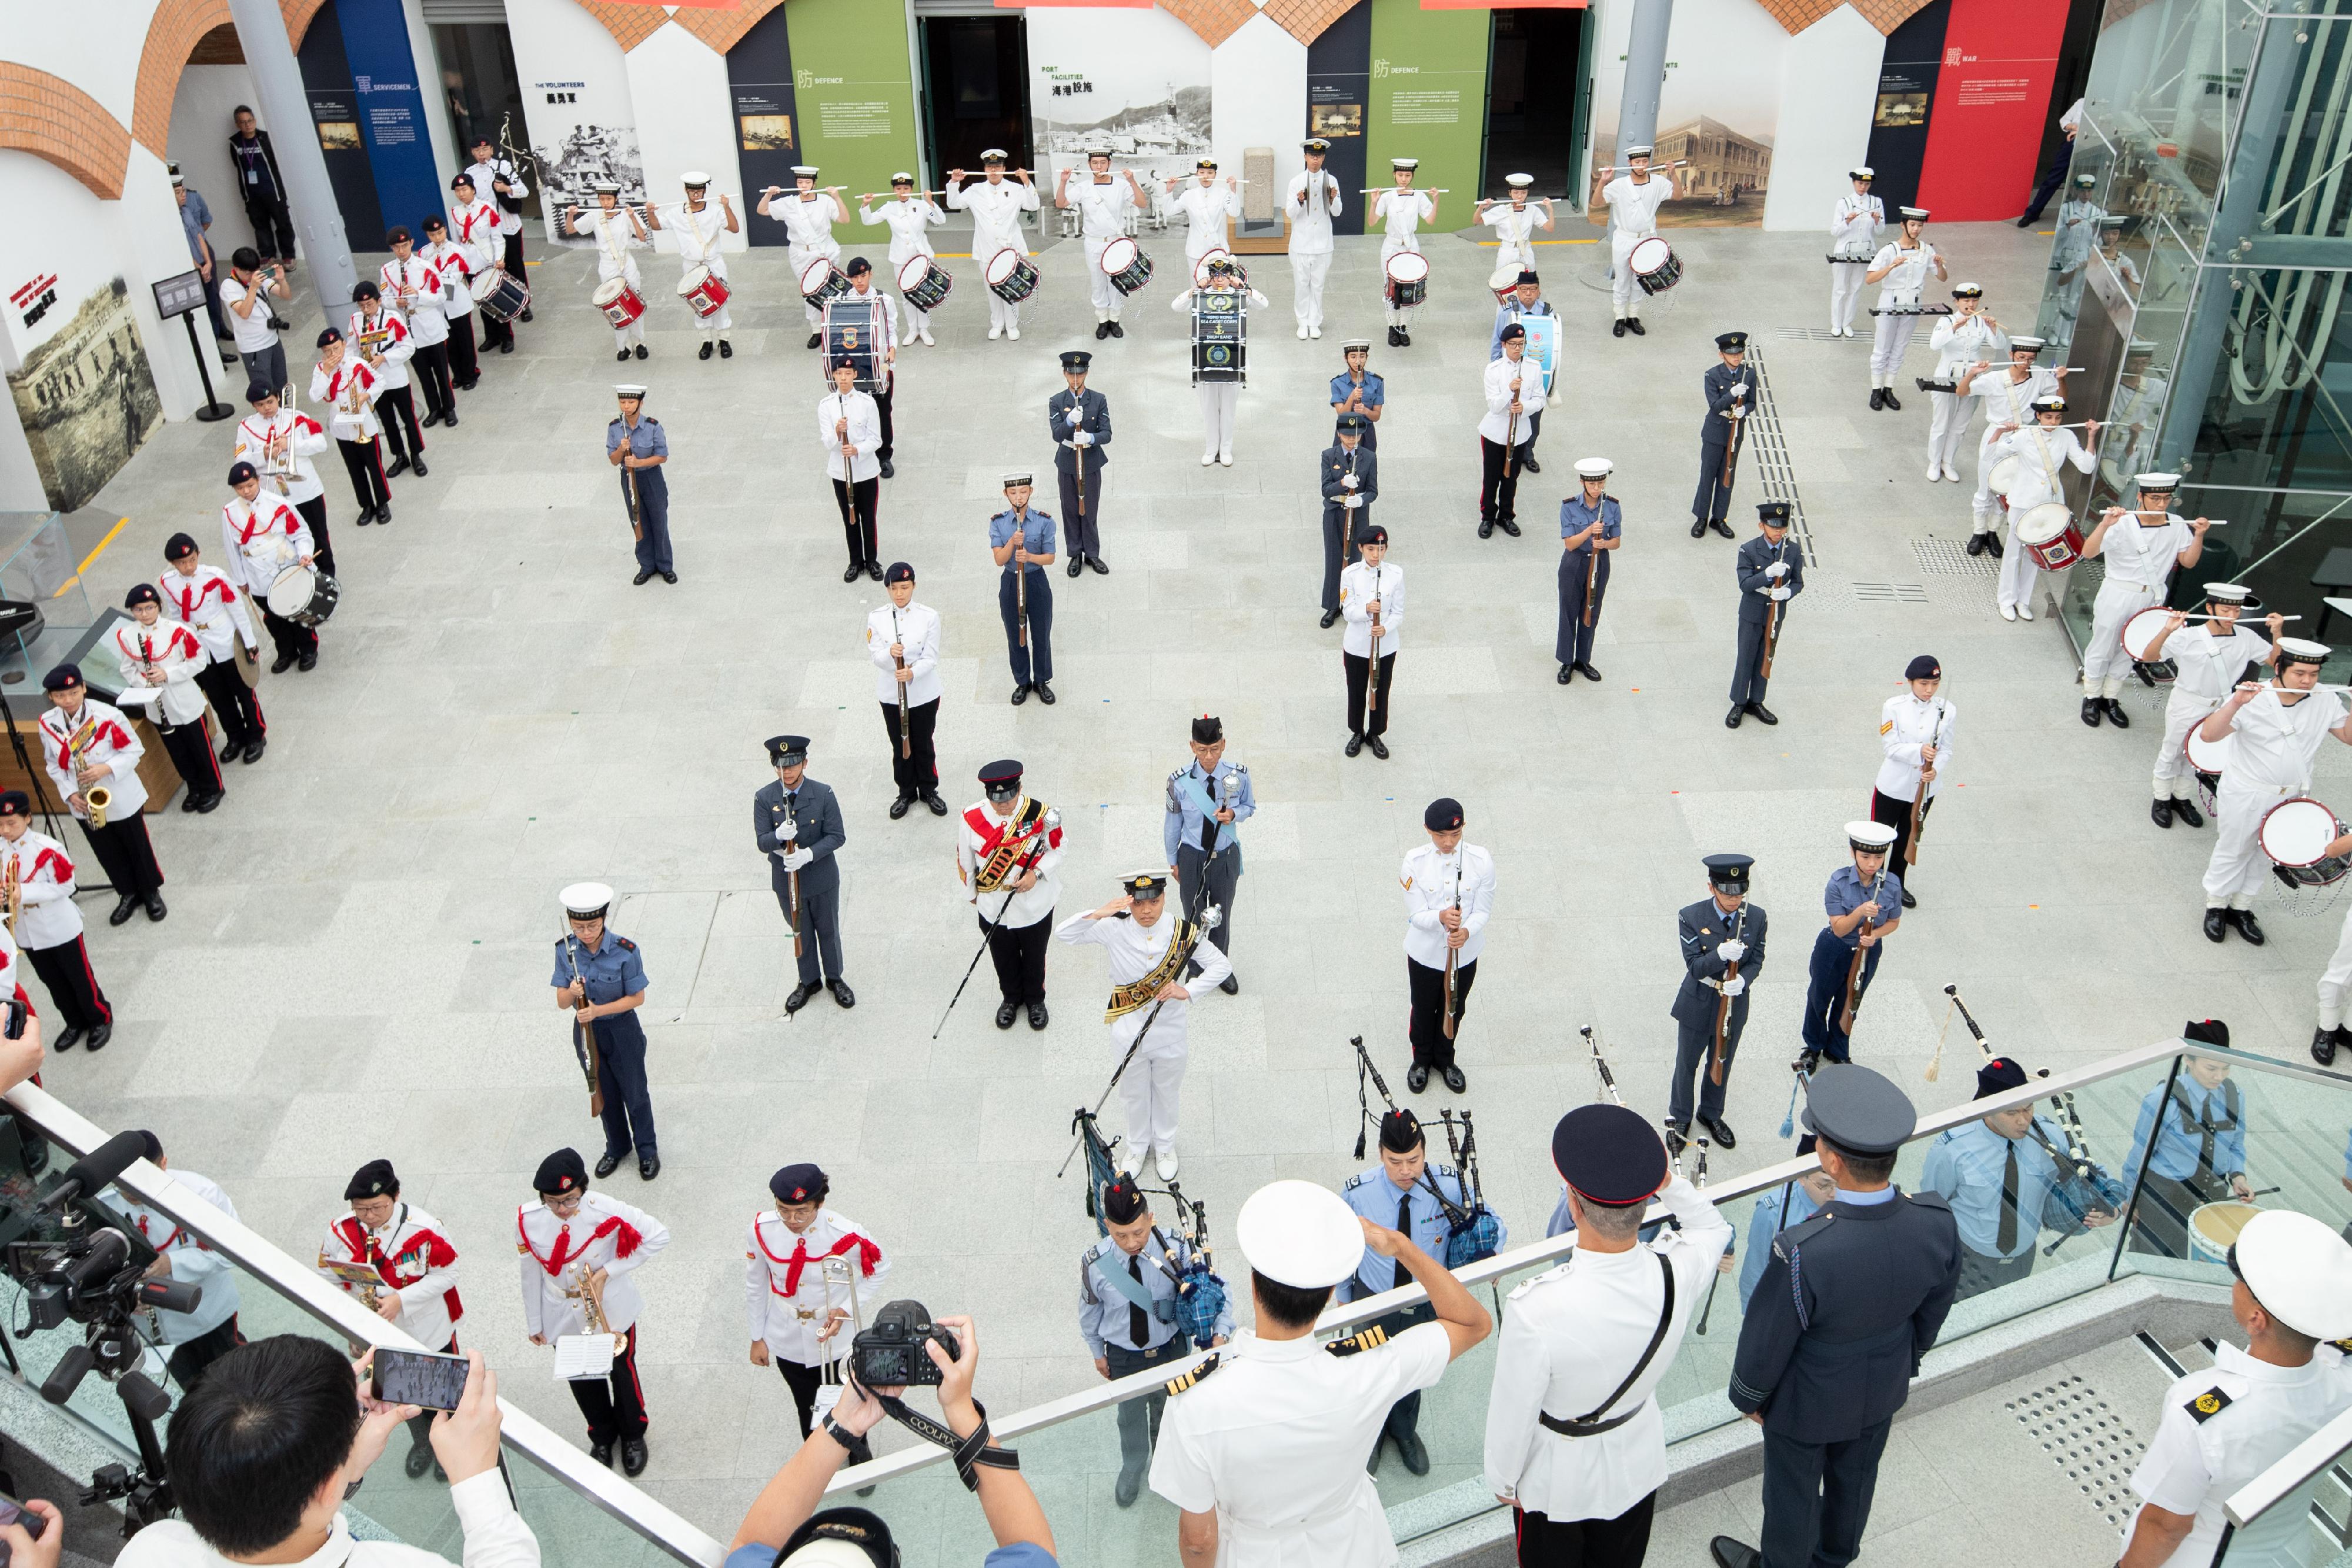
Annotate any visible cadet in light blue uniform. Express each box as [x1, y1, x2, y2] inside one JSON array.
[[2120, 1022, 2253, 1259], [1165, 713, 1253, 991], [606, 385, 672, 586], [1341, 1108, 1501, 1476], [1798, 823, 1903, 1066], [1556, 457, 1621, 684], [552, 882, 660, 1182], [1921, 1055, 2116, 1301], [1738, 1157, 1835, 1310], [1079, 1175, 1233, 1507], [990, 472, 1057, 705], [1329, 341, 1385, 451]]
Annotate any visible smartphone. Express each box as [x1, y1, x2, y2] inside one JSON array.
[[0, 1490, 47, 1565], [372, 1347, 470, 1412], [4, 998, 25, 1042]]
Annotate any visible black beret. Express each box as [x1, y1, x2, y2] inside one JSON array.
[[845, 256, 873, 276], [123, 584, 161, 610], [228, 461, 258, 486], [1905, 655, 1942, 680], [1101, 1175, 1147, 1225], [770, 1162, 828, 1205], [1515, 269, 1539, 285], [2184, 1018, 2230, 1049], [830, 356, 858, 373], [1191, 714, 1222, 745], [40, 664, 82, 693], [245, 380, 273, 403], [1551, 1104, 1669, 1207], [1975, 1057, 2030, 1100], [450, 172, 475, 191], [884, 561, 914, 584], [345, 1158, 399, 1200], [316, 327, 342, 347], [1424, 797, 1464, 832], [1360, 524, 1389, 546], [385, 226, 412, 246], [1378, 1108, 1425, 1154], [533, 1148, 589, 1196], [0, 791, 31, 819], [165, 532, 199, 560], [350, 281, 380, 302], [1498, 323, 1526, 342]]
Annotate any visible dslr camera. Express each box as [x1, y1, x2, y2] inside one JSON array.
[[848, 1300, 960, 1389]]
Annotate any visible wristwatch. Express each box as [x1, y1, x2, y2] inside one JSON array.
[[821, 1414, 860, 1453]]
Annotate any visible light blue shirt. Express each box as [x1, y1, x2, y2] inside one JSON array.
[[2121, 1075, 2247, 1189], [549, 928, 647, 1003], [1835, 1184, 1896, 1206], [989, 506, 1057, 571], [1738, 1181, 1826, 1309], [728, 1547, 1055, 1568], [1920, 1117, 2069, 1259], [1489, 297, 1555, 360], [1823, 865, 1903, 950], [1162, 760, 1255, 862], [1075, 1229, 1234, 1356], [1339, 1164, 1502, 1301], [1559, 492, 1621, 548], [605, 416, 668, 461]]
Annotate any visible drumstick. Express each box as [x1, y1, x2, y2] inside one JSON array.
[[1359, 188, 1451, 194], [2169, 611, 2294, 623]]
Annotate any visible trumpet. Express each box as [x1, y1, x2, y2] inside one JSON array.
[[5, 854, 21, 940], [86, 785, 111, 831], [569, 1264, 622, 1353]]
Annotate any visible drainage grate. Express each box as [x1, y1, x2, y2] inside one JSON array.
[[1913, 539, 1999, 579], [1775, 324, 1924, 349], [2010, 1375, 2146, 1530], [1850, 582, 1931, 603], [1744, 346, 1816, 568]]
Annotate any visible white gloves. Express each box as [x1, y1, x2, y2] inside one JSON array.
[[778, 847, 814, 871], [1721, 975, 1748, 998], [1072, 432, 1092, 448], [1765, 561, 1789, 579], [1342, 474, 1359, 489], [1067, 407, 1082, 426], [1343, 494, 1362, 509], [1717, 940, 1747, 962], [1770, 586, 1793, 601]]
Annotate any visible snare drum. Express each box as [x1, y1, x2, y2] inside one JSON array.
[[1100, 236, 1154, 296], [2014, 504, 2084, 571], [1488, 261, 1523, 302], [678, 266, 730, 319], [1628, 236, 1683, 296], [799, 257, 850, 307], [2122, 606, 2178, 663], [1385, 251, 1430, 309], [1987, 454, 2026, 497], [592, 278, 646, 328], [984, 248, 1039, 304], [1192, 248, 1245, 290], [470, 270, 530, 323], [2186, 1200, 2263, 1266], [2186, 729, 2232, 814], [897, 255, 954, 312], [267, 563, 341, 628], [2259, 796, 2351, 885]]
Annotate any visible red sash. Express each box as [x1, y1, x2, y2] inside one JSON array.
[[756, 1221, 881, 1297], [517, 1208, 642, 1277], [337, 1212, 465, 1323]]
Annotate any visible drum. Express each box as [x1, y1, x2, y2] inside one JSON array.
[[2259, 797, 2350, 886], [592, 278, 646, 329], [678, 266, 730, 319], [470, 270, 530, 323], [897, 255, 954, 312], [2122, 606, 2178, 663], [822, 297, 888, 394], [1192, 290, 1245, 385], [2186, 1200, 2263, 1266], [1192, 248, 1245, 289], [1628, 236, 1683, 296], [266, 563, 340, 628], [2186, 729, 2231, 815], [1488, 261, 1524, 302], [984, 248, 1039, 305], [799, 257, 850, 307], [1385, 251, 1430, 309], [1987, 454, 2026, 497], [2014, 503, 2084, 571], [1100, 236, 1154, 296]]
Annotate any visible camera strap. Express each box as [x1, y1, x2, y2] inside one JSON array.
[[868, 1392, 1020, 1492]]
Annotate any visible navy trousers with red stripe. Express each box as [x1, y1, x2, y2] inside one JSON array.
[[194, 658, 264, 751], [155, 713, 225, 803], [568, 1322, 647, 1443], [337, 436, 390, 514], [25, 936, 110, 1032]]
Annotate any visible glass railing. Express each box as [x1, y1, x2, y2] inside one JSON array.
[[2214, 1400, 2352, 1564]]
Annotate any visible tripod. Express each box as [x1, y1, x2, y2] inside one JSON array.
[[45, 1328, 175, 1535]]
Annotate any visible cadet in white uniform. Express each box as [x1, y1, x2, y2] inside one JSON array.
[[1287, 138, 1344, 339], [1486, 1105, 1729, 1566], [2142, 584, 2281, 829], [2116, 1210, 2352, 1568], [232, 382, 332, 552], [644, 172, 738, 359], [745, 1162, 890, 1462], [1485, 173, 1555, 285], [1150, 1178, 1490, 1568], [1167, 159, 1241, 271], [1926, 285, 2002, 482], [958, 758, 1064, 1030], [946, 151, 1041, 340], [1826, 168, 1882, 337], [2082, 474, 2208, 726], [867, 562, 944, 817], [1869, 654, 1955, 902], [113, 584, 224, 811], [1170, 261, 1268, 466], [568, 183, 649, 361], [1399, 797, 1496, 1096], [2198, 638, 2352, 943], [1341, 528, 1404, 757], [1058, 148, 1145, 338], [1983, 395, 2098, 622], [859, 173, 946, 346], [1863, 207, 1945, 408], [1593, 152, 1673, 336], [1055, 869, 1231, 1182], [758, 167, 846, 346], [1375, 158, 1438, 345], [1956, 336, 2062, 549], [347, 285, 423, 476], [0, 791, 112, 1048], [517, 1149, 670, 1475]]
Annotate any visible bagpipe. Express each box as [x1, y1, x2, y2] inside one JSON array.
[[1070, 1105, 1228, 1348], [1348, 1036, 1499, 1268]]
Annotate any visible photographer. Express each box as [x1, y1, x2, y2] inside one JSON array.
[[119, 1337, 537, 1567], [98, 1131, 243, 1391], [723, 1314, 1054, 1568]]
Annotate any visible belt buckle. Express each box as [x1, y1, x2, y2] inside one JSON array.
[[794, 1307, 818, 1321]]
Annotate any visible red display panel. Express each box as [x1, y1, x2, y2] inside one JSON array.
[[1916, 0, 2067, 220]]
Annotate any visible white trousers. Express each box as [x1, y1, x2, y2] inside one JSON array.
[[1195, 382, 1238, 460], [1609, 231, 1645, 315], [894, 294, 929, 339], [1868, 311, 1910, 384], [1971, 432, 2006, 522], [1997, 524, 2042, 613], [596, 259, 644, 351], [1113, 1031, 1188, 1155], [1084, 237, 1122, 318], [787, 243, 840, 327], [1830, 264, 1866, 332], [2317, 902, 2352, 1028], [2154, 690, 2220, 795], [987, 290, 1021, 332], [1927, 391, 1973, 469], [2204, 783, 2297, 905], [2083, 578, 2164, 692], [1292, 251, 1332, 329]]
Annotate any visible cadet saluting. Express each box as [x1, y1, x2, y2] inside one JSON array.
[[753, 735, 851, 1014], [1668, 854, 1765, 1152], [1319, 413, 1377, 629], [1728, 502, 1803, 729], [1166, 713, 1251, 993], [1710, 1064, 1961, 1568], [1556, 458, 1621, 685], [1693, 333, 1756, 540]]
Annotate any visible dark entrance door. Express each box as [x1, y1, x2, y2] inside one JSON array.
[[1482, 7, 1587, 203], [920, 15, 1031, 183]]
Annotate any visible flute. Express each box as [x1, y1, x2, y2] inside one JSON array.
[[2171, 611, 2295, 623], [1594, 159, 1693, 173], [1360, 187, 1451, 195]]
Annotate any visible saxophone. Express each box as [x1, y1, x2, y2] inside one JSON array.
[[4, 852, 20, 940]]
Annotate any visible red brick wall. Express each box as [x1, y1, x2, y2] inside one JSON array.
[[0, 63, 134, 202], [133, 0, 235, 158]]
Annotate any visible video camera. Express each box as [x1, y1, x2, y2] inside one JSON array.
[[848, 1299, 960, 1389]]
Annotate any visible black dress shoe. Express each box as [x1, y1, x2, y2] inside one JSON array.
[[403, 1441, 435, 1480], [879, 459, 894, 480], [181, 791, 201, 813], [521, 307, 534, 322], [890, 796, 913, 820], [866, 560, 884, 581], [1035, 683, 1056, 704], [1558, 664, 1573, 684], [195, 794, 223, 817], [412, 457, 427, 477], [1398, 329, 1411, 345], [298, 650, 317, 672], [616, 349, 632, 363], [1368, 735, 1389, 759], [842, 563, 860, 584], [1346, 734, 1364, 757], [220, 737, 242, 762], [2081, 698, 2103, 727], [52, 1027, 81, 1052], [1612, 319, 1626, 337], [1088, 555, 1108, 574], [1011, 684, 1031, 706], [634, 344, 648, 360], [422, 411, 445, 429], [2175, 798, 2204, 827], [2103, 698, 2131, 728], [1395, 1431, 1431, 1475], [1441, 1065, 1466, 1094], [1966, 532, 1987, 556], [996, 1000, 1020, 1028], [374, 503, 392, 525], [1869, 387, 1886, 411], [636, 570, 656, 586], [1522, 456, 1541, 475], [1406, 1064, 1429, 1094], [270, 652, 296, 674], [84, 1023, 109, 1051], [1220, 973, 1238, 995], [243, 739, 266, 764], [807, 332, 823, 349], [1725, 706, 1743, 728], [786, 981, 819, 1013], [1882, 389, 1902, 410], [923, 791, 947, 816], [1095, 321, 1111, 339], [1691, 517, 1708, 539], [1575, 661, 1602, 681], [1321, 608, 1341, 628], [640, 1154, 660, 1181], [662, 571, 676, 584], [143, 893, 166, 922], [829, 979, 856, 1008], [2152, 798, 2174, 829], [1700, 1114, 1736, 1150], [2230, 908, 2266, 945], [700, 342, 714, 360], [1709, 520, 1733, 539], [1108, 320, 1124, 338], [2203, 907, 2229, 942], [1710, 1536, 1763, 1568], [499, 339, 514, 353], [1626, 318, 1645, 336], [1067, 557, 1083, 577], [590, 1440, 616, 1468], [720, 340, 733, 358], [1745, 702, 1778, 725], [1986, 533, 2004, 557], [1900, 887, 1916, 909], [2314, 1027, 2341, 1066], [622, 1437, 649, 1476], [443, 410, 459, 426], [1478, 520, 1495, 539], [386, 456, 411, 479], [2016, 215, 2036, 228], [594, 1151, 623, 1178], [1027, 1000, 1049, 1030], [1496, 517, 1521, 537]]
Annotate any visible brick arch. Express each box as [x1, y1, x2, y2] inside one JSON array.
[[1160, 0, 1255, 48], [0, 63, 134, 201], [675, 0, 787, 58], [133, 0, 235, 158], [572, 0, 672, 54], [1265, 0, 1358, 46], [283, 0, 330, 52], [1847, 0, 1938, 32]]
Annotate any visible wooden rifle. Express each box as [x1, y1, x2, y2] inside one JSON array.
[[1582, 491, 1605, 627], [1836, 867, 1886, 1037], [561, 929, 604, 1118], [1441, 858, 1464, 1040], [890, 606, 911, 760], [783, 806, 804, 961], [1013, 507, 1028, 649], [1719, 376, 1749, 488], [1910, 701, 1947, 868], [1365, 561, 1385, 714], [1709, 905, 1748, 1086], [1760, 535, 1789, 678]]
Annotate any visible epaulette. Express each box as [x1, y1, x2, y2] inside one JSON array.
[[2184, 1385, 2233, 1423], [1905, 1189, 1950, 1213], [616, 936, 637, 951], [1165, 1353, 1218, 1394], [1230, 763, 1248, 775], [643, 416, 660, 425], [2331, 1338, 2352, 1355], [1327, 1324, 1389, 1357], [1342, 1171, 1372, 1192], [1772, 1211, 1835, 1261]]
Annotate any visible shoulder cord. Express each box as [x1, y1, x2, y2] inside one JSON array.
[[866, 1392, 1019, 1490]]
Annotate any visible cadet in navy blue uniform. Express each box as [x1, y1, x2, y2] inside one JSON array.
[[1049, 350, 1113, 578], [1340, 1108, 1499, 1476], [552, 882, 660, 1181], [1729, 503, 1804, 728], [606, 385, 673, 586], [1711, 1064, 1960, 1568], [1319, 413, 1377, 628], [1330, 340, 1384, 451], [2121, 1021, 2254, 1259], [753, 734, 851, 1014], [1669, 854, 1766, 1151], [1921, 1056, 2116, 1301], [1556, 457, 1621, 684], [1694, 333, 1758, 538], [1078, 1175, 1234, 1507], [991, 472, 1057, 705], [1166, 713, 1252, 991], [1798, 823, 1903, 1068]]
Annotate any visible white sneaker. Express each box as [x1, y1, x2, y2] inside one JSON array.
[[1309, 325, 1322, 339], [920, 328, 934, 346], [2019, 605, 2036, 621], [1118, 1142, 1144, 1176], [1008, 325, 1021, 340], [900, 330, 915, 347], [2000, 603, 2017, 621], [1297, 325, 1309, 340], [1219, 452, 1233, 467], [1201, 453, 1215, 466], [1155, 1147, 1180, 1181], [1942, 463, 1961, 482], [988, 324, 1003, 341], [1926, 464, 1940, 481]]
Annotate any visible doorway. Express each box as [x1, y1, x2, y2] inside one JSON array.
[[918, 15, 1031, 184], [431, 22, 537, 221], [1482, 7, 1588, 205]]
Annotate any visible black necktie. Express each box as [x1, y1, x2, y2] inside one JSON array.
[[1128, 1255, 1149, 1346], [1996, 1140, 2020, 1254], [1393, 1194, 1412, 1290]]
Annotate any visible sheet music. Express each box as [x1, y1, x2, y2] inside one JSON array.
[[553, 1333, 616, 1380]]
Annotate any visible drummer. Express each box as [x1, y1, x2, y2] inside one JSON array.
[[567, 182, 649, 363], [1863, 206, 1945, 410], [1330, 340, 1385, 452], [1168, 258, 1267, 469], [1589, 155, 1669, 339], [2143, 585, 2283, 831], [757, 166, 847, 350], [2082, 474, 2210, 728], [944, 151, 1040, 343], [859, 173, 946, 349], [1165, 159, 1241, 280], [1374, 158, 1437, 347], [1057, 146, 1145, 342], [2120, 1026, 2253, 1259], [1485, 172, 1555, 283], [1956, 337, 2063, 552], [1982, 394, 2098, 624], [2197, 638, 2352, 944], [643, 172, 738, 361]]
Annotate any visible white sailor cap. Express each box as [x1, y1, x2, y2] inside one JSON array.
[[1846, 821, 1899, 852], [592, 180, 622, 196], [560, 882, 615, 920], [791, 165, 820, 178], [980, 148, 1008, 162], [2135, 471, 2183, 491], [1849, 166, 1875, 180], [1952, 282, 1984, 297], [1899, 205, 1930, 220], [1236, 1179, 1363, 1289], [168, 162, 186, 186], [1506, 171, 1536, 187], [1392, 157, 1419, 171], [2127, 338, 2159, 356], [2278, 637, 2333, 666], [1195, 156, 1218, 170], [2008, 335, 2047, 353], [2203, 581, 2253, 604], [1621, 146, 1653, 159], [1574, 457, 1613, 480], [891, 171, 916, 184], [2030, 394, 2067, 413], [1301, 137, 1332, 153], [2233, 1209, 2352, 1338], [2074, 172, 2097, 185], [1001, 470, 1033, 488], [1084, 144, 1112, 158], [1341, 337, 1373, 353], [680, 170, 711, 187], [613, 383, 647, 399]]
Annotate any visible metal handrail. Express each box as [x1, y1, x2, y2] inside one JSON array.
[[0, 1081, 728, 1567], [2227, 1400, 2352, 1525]]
